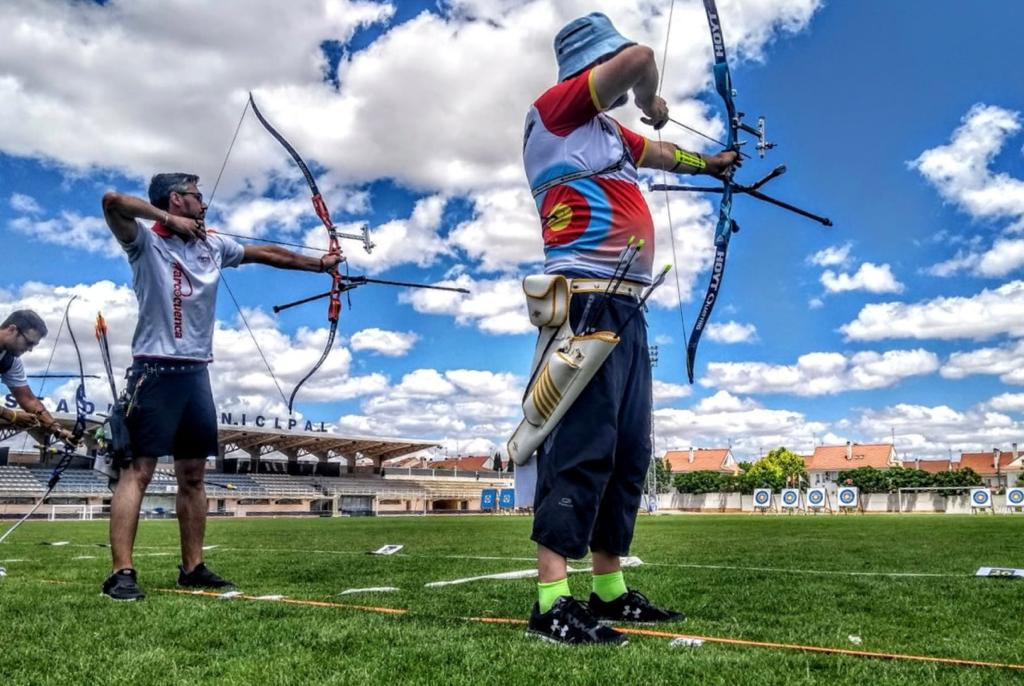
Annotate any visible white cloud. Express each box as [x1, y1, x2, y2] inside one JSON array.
[[910, 104, 1024, 221], [0, 280, 395, 418], [349, 328, 419, 357], [338, 367, 525, 446], [820, 262, 904, 294], [841, 280, 1024, 341], [0, 1, 394, 185], [653, 379, 691, 404], [984, 392, 1024, 413], [654, 391, 828, 460], [854, 401, 1024, 458], [926, 238, 1024, 279], [401, 274, 531, 335], [705, 320, 758, 344], [9, 213, 121, 257], [702, 349, 939, 396], [925, 249, 982, 278], [448, 188, 544, 273], [342, 195, 452, 274], [394, 369, 456, 398], [941, 339, 1024, 385], [0, 0, 827, 229], [807, 242, 852, 267], [10, 192, 41, 214]]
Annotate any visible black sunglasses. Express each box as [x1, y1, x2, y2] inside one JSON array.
[[176, 190, 204, 203]]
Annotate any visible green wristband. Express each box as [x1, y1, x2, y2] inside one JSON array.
[[672, 148, 706, 172]]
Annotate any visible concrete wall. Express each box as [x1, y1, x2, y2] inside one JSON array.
[[654, 491, 1017, 513]]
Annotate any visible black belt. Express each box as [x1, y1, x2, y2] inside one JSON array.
[[130, 358, 207, 375]]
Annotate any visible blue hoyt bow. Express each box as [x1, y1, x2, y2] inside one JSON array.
[[652, 0, 833, 383]]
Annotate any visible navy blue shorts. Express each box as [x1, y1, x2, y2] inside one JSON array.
[[124, 358, 218, 461], [531, 292, 652, 560]]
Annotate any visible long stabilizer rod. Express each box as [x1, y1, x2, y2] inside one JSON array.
[[273, 278, 470, 314]]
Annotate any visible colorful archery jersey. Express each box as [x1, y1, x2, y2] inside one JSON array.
[[523, 68, 654, 285]]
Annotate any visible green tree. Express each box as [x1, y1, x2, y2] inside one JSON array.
[[743, 447, 807, 491], [653, 458, 674, 493], [674, 470, 738, 494]]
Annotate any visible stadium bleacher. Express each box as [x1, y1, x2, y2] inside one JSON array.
[[0, 465, 45, 494], [0, 464, 513, 517], [28, 467, 107, 495]]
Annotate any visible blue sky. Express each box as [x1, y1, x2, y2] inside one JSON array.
[[3, 0, 1024, 460]]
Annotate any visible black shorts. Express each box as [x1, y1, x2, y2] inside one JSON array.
[[531, 293, 652, 560], [124, 358, 218, 461]]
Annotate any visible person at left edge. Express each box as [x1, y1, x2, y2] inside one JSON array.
[[0, 309, 78, 445], [99, 173, 343, 601]]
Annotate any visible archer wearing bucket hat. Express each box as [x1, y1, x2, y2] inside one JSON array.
[[518, 12, 740, 645]]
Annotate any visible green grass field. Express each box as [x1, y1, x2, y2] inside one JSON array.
[[1, 514, 1023, 685]]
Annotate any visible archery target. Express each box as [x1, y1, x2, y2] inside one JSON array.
[[781, 488, 800, 509], [753, 488, 772, 508], [837, 486, 858, 508], [970, 488, 992, 508], [1007, 487, 1024, 507], [807, 488, 827, 508]]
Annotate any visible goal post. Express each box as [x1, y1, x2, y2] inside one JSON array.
[[47, 504, 93, 521]]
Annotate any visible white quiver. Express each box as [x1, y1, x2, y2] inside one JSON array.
[[507, 275, 619, 466]]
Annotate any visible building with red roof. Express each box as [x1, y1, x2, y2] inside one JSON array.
[[805, 443, 898, 490], [956, 447, 1022, 488], [663, 448, 740, 475], [901, 459, 953, 474]]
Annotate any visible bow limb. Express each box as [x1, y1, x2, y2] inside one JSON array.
[[287, 318, 338, 414], [682, 0, 741, 383], [248, 93, 344, 413]]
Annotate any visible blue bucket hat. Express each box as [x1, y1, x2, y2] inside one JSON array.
[[554, 12, 635, 82]]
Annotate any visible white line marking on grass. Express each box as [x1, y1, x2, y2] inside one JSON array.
[[339, 587, 400, 595], [1, 559, 29, 563], [72, 555, 97, 560], [645, 562, 960, 578], [426, 556, 644, 587]]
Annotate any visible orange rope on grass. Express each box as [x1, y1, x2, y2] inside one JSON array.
[[157, 588, 408, 615], [33, 580, 1024, 672]]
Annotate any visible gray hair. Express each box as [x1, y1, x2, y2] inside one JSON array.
[[148, 172, 199, 210]]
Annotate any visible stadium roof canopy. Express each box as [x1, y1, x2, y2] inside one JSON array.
[[218, 424, 438, 462], [2, 413, 438, 464]]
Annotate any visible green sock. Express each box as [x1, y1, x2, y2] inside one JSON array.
[[537, 578, 571, 613], [592, 571, 627, 602]]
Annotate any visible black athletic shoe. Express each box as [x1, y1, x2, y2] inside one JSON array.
[[588, 589, 685, 624], [526, 596, 628, 646], [177, 562, 234, 589], [102, 568, 146, 601]]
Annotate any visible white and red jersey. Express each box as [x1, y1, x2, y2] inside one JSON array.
[[119, 222, 244, 362], [523, 68, 654, 284]]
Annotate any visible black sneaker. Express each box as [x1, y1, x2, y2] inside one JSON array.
[[588, 589, 684, 624], [102, 568, 146, 601], [177, 562, 234, 589], [526, 596, 628, 645]]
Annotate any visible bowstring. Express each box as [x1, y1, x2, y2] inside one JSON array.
[[205, 97, 291, 411], [17, 296, 74, 454], [655, 0, 690, 351]]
